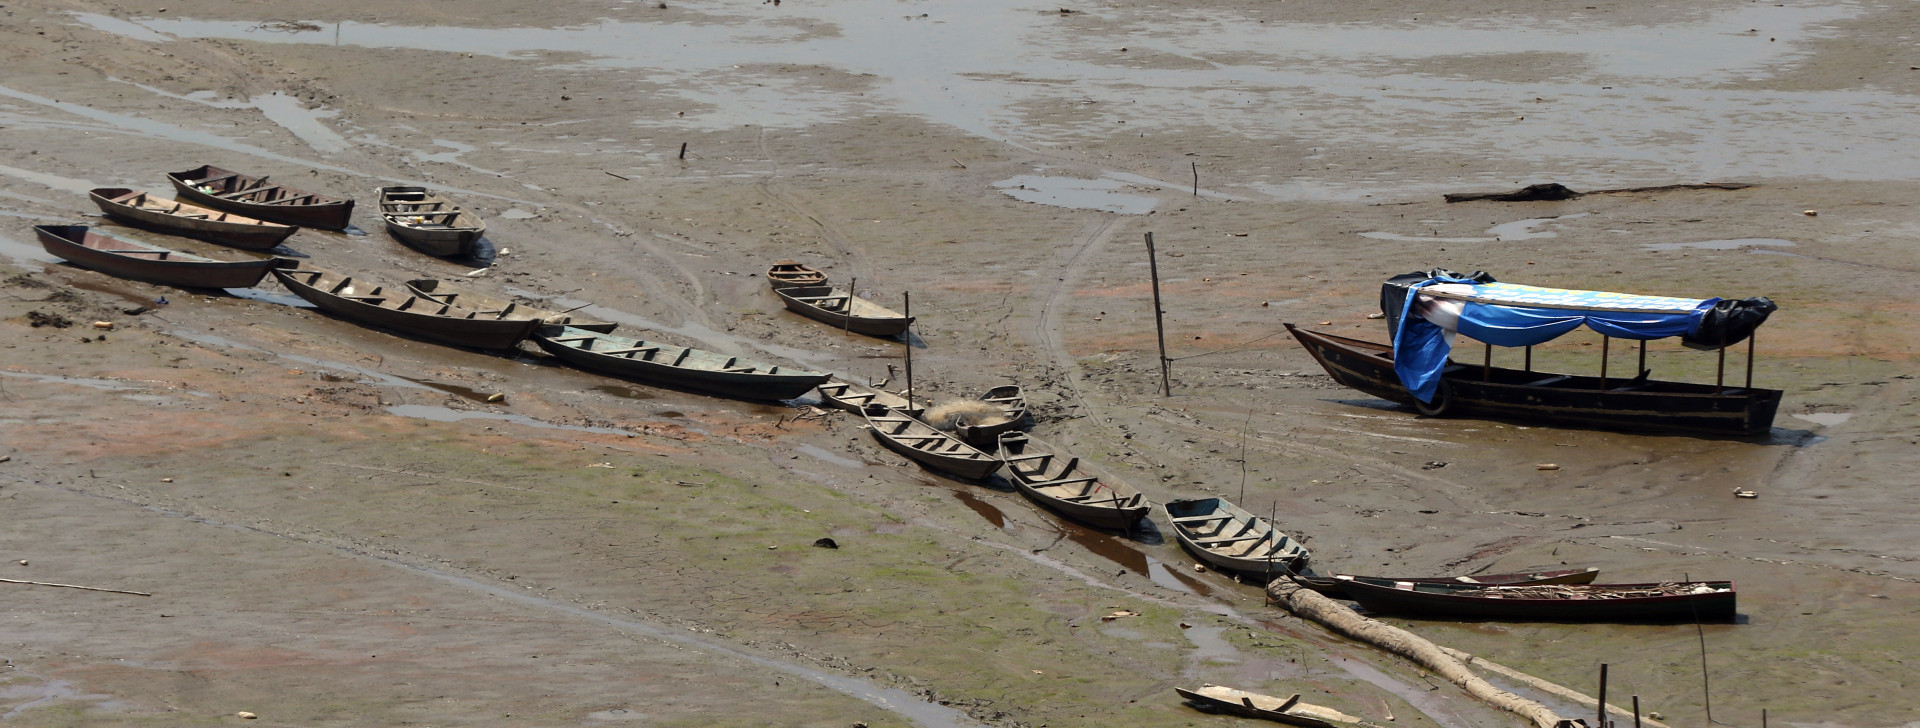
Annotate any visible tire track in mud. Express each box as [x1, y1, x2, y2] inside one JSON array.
[[1022, 216, 1122, 425], [755, 128, 869, 284]]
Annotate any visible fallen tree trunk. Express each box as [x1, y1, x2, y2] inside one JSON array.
[[1439, 647, 1669, 728], [1266, 579, 1583, 728]]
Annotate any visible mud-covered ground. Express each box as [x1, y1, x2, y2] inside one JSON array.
[[2, 0, 1917, 726]]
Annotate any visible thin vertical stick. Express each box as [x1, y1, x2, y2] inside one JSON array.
[[1638, 339, 1647, 377], [1600, 335, 1610, 388], [1715, 336, 1727, 392], [903, 291, 914, 409], [1597, 663, 1609, 728], [1762, 709, 1767, 728], [678, 142, 688, 160], [1633, 696, 1641, 728], [1191, 161, 1199, 197], [844, 277, 856, 338], [1524, 345, 1532, 373], [1238, 408, 1253, 504], [1482, 341, 1491, 381], [1745, 332, 1755, 390], [1145, 232, 1171, 397]]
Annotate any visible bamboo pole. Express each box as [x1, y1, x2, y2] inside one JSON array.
[[1745, 332, 1755, 390], [1600, 335, 1610, 388], [1145, 232, 1171, 397], [903, 291, 914, 408], [1, 577, 150, 597]]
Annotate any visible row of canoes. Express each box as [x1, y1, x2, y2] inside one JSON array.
[[92, 165, 487, 258]]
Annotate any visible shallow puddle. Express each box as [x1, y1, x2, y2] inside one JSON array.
[[992, 175, 1157, 214], [1642, 238, 1795, 252], [385, 404, 635, 435], [250, 91, 350, 154]]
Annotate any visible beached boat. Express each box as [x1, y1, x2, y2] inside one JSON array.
[[766, 260, 828, 289], [816, 378, 924, 416], [532, 325, 828, 401], [862, 405, 1002, 479], [271, 262, 538, 349], [33, 224, 287, 289], [998, 432, 1151, 529], [955, 384, 1028, 447], [1177, 684, 1388, 728], [1294, 568, 1599, 600], [1330, 577, 1738, 622], [1165, 497, 1309, 576], [378, 186, 485, 257], [89, 187, 298, 250], [166, 165, 354, 230], [774, 285, 913, 336], [1287, 271, 1782, 436], [406, 279, 616, 333]]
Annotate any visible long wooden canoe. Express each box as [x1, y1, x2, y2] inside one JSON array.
[[862, 405, 1002, 480], [1165, 497, 1310, 576], [1294, 568, 1600, 600], [406, 278, 616, 333], [166, 165, 354, 230], [271, 262, 538, 349], [34, 224, 286, 289], [1286, 325, 1782, 436], [816, 378, 924, 416], [89, 187, 298, 250], [956, 384, 1029, 447], [998, 432, 1151, 529], [766, 260, 827, 289], [1331, 577, 1737, 622], [1177, 685, 1387, 728], [774, 285, 913, 337], [378, 186, 484, 257], [533, 325, 828, 401]]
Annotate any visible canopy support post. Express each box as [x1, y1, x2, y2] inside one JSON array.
[[1600, 335, 1610, 389], [1638, 339, 1647, 378], [1745, 332, 1755, 391], [1524, 345, 1532, 373], [1482, 342, 1492, 382], [1715, 337, 1727, 393]]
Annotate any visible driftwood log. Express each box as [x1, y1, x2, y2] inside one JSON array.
[[1438, 647, 1670, 728], [1266, 579, 1583, 728]]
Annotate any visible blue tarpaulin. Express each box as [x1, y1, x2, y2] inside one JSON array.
[[1391, 277, 1718, 403]]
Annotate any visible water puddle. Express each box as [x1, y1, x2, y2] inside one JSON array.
[[500, 208, 539, 220], [250, 91, 351, 154], [1360, 213, 1587, 243], [168, 329, 437, 391], [992, 175, 1158, 215], [1642, 237, 1795, 252], [592, 384, 657, 400], [0, 370, 148, 392], [225, 286, 316, 308], [385, 404, 636, 436], [796, 443, 865, 470], [950, 490, 1007, 528], [0, 229, 59, 270], [1791, 412, 1852, 427], [0, 163, 98, 196]]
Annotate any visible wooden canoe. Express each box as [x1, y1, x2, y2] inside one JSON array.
[[89, 187, 298, 250], [1286, 325, 1782, 436], [166, 165, 354, 230], [406, 278, 616, 333], [1331, 577, 1738, 622], [1165, 497, 1309, 576], [774, 285, 913, 337], [998, 432, 1151, 529], [1177, 685, 1387, 728], [816, 378, 924, 416], [378, 186, 485, 257], [1294, 568, 1600, 600], [862, 405, 1002, 480], [34, 224, 287, 289], [271, 262, 538, 349], [532, 325, 829, 401], [766, 260, 828, 289], [956, 384, 1029, 447]]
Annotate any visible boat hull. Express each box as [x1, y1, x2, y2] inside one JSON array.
[[1165, 497, 1309, 576], [167, 165, 354, 230], [864, 407, 1002, 480], [406, 279, 618, 333], [1176, 686, 1382, 728], [775, 286, 913, 336], [999, 434, 1150, 530], [35, 225, 282, 289], [1295, 568, 1600, 600], [1336, 579, 1738, 622], [379, 187, 484, 257], [532, 326, 827, 401], [272, 266, 537, 349], [90, 188, 297, 251], [816, 380, 923, 416], [1286, 325, 1782, 436]]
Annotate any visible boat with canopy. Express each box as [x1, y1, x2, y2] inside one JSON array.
[[1288, 269, 1780, 435]]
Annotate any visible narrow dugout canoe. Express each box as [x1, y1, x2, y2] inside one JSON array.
[[89, 187, 298, 250], [1165, 497, 1310, 576], [1331, 577, 1737, 622], [532, 325, 829, 401], [766, 260, 828, 289], [378, 186, 485, 257], [406, 278, 616, 333], [774, 285, 913, 337], [270, 262, 538, 349], [955, 384, 1029, 448], [166, 164, 354, 230], [815, 378, 925, 416], [34, 224, 286, 289], [998, 432, 1151, 529], [862, 404, 1001, 480], [1294, 568, 1600, 600]]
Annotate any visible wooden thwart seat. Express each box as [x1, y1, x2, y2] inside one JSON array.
[[1169, 514, 1233, 525]]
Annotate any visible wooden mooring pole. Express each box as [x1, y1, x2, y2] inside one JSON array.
[[1597, 663, 1609, 728], [903, 291, 914, 407], [1145, 232, 1172, 397]]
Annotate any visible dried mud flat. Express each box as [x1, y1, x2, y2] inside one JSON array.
[[2, 0, 1918, 726]]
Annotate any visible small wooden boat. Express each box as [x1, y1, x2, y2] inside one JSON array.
[[89, 187, 298, 250], [1331, 577, 1737, 622], [862, 405, 1002, 480], [766, 260, 827, 289], [166, 165, 354, 230], [1165, 497, 1309, 576], [1177, 685, 1387, 728], [998, 432, 1151, 529], [33, 224, 287, 289], [816, 378, 924, 416], [1295, 568, 1600, 600], [378, 186, 485, 257], [406, 279, 616, 333], [532, 325, 829, 401], [270, 262, 539, 349], [956, 384, 1029, 447], [774, 285, 913, 337]]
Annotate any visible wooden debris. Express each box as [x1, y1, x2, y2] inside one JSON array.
[[1, 577, 150, 596]]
